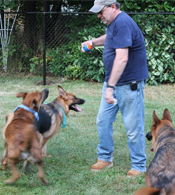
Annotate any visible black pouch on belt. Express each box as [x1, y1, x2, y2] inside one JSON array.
[[130, 81, 138, 91]]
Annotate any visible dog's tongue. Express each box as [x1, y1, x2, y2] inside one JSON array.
[[75, 105, 82, 112]]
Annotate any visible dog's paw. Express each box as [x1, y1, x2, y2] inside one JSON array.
[[1, 159, 8, 170], [42, 155, 52, 158], [42, 179, 49, 186], [5, 179, 16, 185]]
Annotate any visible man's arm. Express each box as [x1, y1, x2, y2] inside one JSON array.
[[105, 47, 129, 104], [92, 34, 106, 46]]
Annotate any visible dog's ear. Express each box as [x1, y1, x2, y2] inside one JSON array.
[[153, 110, 161, 126], [58, 85, 67, 99], [162, 108, 172, 123], [16, 92, 28, 99]]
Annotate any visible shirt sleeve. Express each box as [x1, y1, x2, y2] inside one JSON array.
[[112, 23, 133, 49]]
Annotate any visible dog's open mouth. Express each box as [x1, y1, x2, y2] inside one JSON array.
[[69, 104, 82, 112], [69, 99, 85, 112]]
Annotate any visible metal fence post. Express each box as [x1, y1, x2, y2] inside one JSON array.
[[43, 12, 46, 85]]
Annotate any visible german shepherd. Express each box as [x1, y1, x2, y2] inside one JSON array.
[[36, 85, 85, 157], [2, 89, 49, 185], [2, 85, 85, 159], [134, 108, 175, 195]]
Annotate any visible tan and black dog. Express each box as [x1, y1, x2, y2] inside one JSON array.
[[2, 86, 85, 163], [135, 108, 175, 195], [36, 85, 85, 157], [2, 89, 49, 185]]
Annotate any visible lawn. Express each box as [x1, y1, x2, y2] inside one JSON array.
[[0, 77, 175, 195]]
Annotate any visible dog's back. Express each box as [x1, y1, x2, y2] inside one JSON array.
[[37, 105, 52, 134], [145, 126, 175, 195], [135, 109, 175, 195]]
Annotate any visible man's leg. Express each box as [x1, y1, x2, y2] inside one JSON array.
[[116, 80, 146, 175], [91, 82, 118, 171]]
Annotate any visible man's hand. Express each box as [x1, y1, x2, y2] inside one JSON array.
[[81, 40, 93, 52], [105, 87, 115, 104]]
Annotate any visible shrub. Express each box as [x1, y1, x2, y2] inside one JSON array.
[[47, 0, 175, 84], [122, 0, 175, 85], [47, 15, 106, 82]]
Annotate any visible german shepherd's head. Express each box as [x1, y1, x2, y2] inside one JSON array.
[[16, 89, 49, 112], [146, 108, 173, 152], [57, 85, 85, 115]]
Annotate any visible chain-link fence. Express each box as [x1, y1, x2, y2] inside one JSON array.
[[0, 12, 174, 85], [0, 12, 100, 84]]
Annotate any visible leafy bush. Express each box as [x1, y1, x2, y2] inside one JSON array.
[[126, 1, 175, 85], [47, 0, 175, 85], [47, 15, 106, 82], [2, 0, 174, 85]]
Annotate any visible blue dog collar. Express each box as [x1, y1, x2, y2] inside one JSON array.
[[59, 106, 66, 128], [14, 104, 39, 121]]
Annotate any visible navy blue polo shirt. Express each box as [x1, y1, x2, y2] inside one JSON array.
[[103, 11, 149, 85]]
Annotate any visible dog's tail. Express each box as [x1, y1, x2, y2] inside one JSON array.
[[2, 113, 14, 139], [134, 187, 160, 195]]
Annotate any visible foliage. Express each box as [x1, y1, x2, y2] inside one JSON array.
[[46, 0, 175, 84], [144, 19, 175, 85], [121, 0, 175, 85], [0, 0, 16, 10], [29, 56, 43, 75], [0, 36, 34, 73], [0, 39, 17, 71], [1, 0, 174, 85], [47, 15, 106, 82]]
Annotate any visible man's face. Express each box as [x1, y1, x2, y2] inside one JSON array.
[[97, 6, 113, 25]]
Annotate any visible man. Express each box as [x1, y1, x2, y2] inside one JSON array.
[[81, 0, 149, 176]]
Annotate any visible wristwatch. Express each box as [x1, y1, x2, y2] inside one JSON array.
[[107, 83, 115, 89]]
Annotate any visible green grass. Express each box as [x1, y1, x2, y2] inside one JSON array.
[[0, 78, 175, 195]]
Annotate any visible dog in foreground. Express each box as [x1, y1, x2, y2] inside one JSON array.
[[134, 108, 175, 195], [2, 85, 85, 168], [2, 89, 49, 185], [35, 85, 85, 157]]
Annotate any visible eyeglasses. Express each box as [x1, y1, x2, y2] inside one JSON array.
[[97, 6, 109, 15]]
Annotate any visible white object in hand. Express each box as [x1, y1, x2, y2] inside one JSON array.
[[113, 98, 117, 105]]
